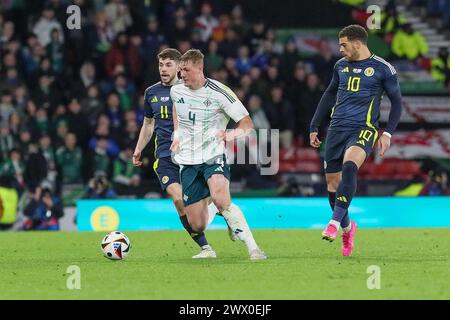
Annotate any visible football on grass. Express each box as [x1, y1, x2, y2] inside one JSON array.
[[101, 231, 131, 260]]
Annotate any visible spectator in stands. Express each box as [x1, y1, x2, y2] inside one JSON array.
[[0, 122, 14, 162], [248, 95, 270, 130], [420, 170, 450, 196], [431, 47, 450, 86], [87, 137, 114, 179], [194, 2, 219, 43], [113, 147, 141, 195], [24, 142, 48, 191], [105, 32, 139, 79], [142, 15, 167, 67], [0, 148, 25, 192], [104, 0, 133, 36], [264, 85, 295, 156], [112, 74, 135, 112], [205, 40, 224, 74], [279, 40, 299, 80], [39, 134, 57, 189], [46, 28, 64, 75], [246, 20, 267, 55], [236, 45, 253, 75], [391, 23, 428, 61], [22, 185, 63, 231], [32, 7, 64, 47], [81, 85, 104, 128], [0, 89, 15, 123], [32, 75, 61, 114], [56, 133, 83, 185], [378, 5, 406, 39], [8, 112, 22, 142], [218, 27, 240, 58], [298, 73, 324, 144], [66, 98, 90, 148], [312, 39, 338, 85], [73, 61, 97, 98], [84, 173, 117, 199], [0, 20, 15, 45]]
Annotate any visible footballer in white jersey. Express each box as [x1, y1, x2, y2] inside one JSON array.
[[170, 77, 249, 165], [169, 49, 266, 260]]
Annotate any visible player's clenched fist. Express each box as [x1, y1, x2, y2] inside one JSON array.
[[377, 134, 391, 157], [310, 132, 321, 148], [132, 150, 142, 166]]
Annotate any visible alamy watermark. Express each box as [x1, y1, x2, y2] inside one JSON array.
[[66, 265, 81, 290], [366, 265, 381, 290], [66, 5, 81, 30], [171, 128, 280, 175], [366, 5, 381, 30]]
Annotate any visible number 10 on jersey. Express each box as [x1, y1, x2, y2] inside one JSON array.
[[347, 76, 361, 92]]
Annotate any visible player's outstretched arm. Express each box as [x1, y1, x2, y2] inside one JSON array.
[[133, 117, 155, 166], [309, 65, 339, 147], [378, 74, 402, 157]]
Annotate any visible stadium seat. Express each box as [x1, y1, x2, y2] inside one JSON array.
[[295, 161, 322, 173], [295, 148, 320, 161], [395, 160, 422, 176]]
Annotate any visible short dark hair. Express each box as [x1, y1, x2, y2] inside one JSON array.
[[180, 49, 204, 65], [157, 48, 181, 61], [338, 25, 368, 44]]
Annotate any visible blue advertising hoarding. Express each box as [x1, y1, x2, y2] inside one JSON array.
[[77, 197, 450, 231]]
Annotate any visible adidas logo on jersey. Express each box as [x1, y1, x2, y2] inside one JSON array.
[[341, 67, 349, 73], [177, 97, 185, 103], [357, 139, 366, 146], [214, 166, 224, 172], [151, 96, 158, 103]]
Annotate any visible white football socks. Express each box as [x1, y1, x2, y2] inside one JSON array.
[[207, 202, 219, 226], [220, 203, 258, 253], [329, 219, 341, 230], [342, 222, 352, 233]]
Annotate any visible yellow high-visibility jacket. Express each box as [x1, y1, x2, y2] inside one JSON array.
[[0, 187, 18, 225], [431, 57, 450, 82], [392, 30, 429, 60]]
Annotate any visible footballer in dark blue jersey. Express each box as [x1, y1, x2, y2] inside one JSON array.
[[132, 48, 223, 258], [309, 25, 402, 256]]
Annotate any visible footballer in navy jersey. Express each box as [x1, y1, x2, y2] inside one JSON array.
[[143, 82, 176, 161], [132, 48, 221, 259], [309, 25, 402, 256]]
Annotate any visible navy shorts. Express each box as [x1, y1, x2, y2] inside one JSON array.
[[153, 157, 180, 191], [324, 127, 379, 173]]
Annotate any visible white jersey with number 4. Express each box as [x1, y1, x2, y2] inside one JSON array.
[[170, 78, 249, 165]]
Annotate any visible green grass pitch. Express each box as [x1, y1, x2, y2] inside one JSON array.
[[1, 229, 450, 299]]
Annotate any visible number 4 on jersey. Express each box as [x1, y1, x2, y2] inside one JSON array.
[[189, 111, 196, 125]]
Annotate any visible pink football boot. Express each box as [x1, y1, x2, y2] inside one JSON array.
[[321, 223, 338, 241], [342, 221, 357, 256]]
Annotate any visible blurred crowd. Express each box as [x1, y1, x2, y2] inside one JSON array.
[[0, 0, 339, 208], [1, 0, 450, 230]]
